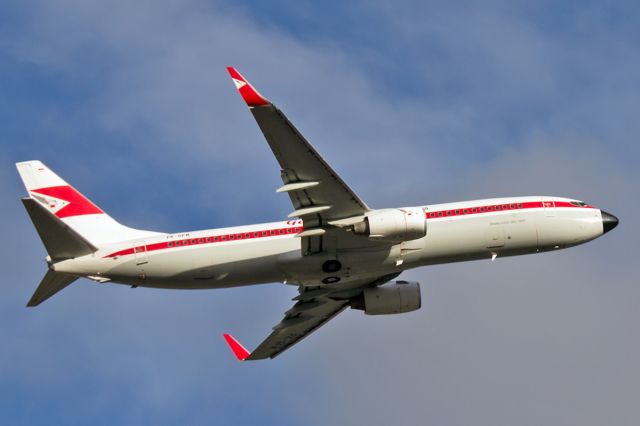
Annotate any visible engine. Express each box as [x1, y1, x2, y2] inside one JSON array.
[[350, 281, 421, 315], [353, 208, 426, 242]]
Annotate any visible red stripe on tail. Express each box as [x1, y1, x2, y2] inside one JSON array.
[[31, 186, 103, 218]]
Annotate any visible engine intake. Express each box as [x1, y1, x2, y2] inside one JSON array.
[[350, 281, 421, 315], [353, 208, 426, 242]]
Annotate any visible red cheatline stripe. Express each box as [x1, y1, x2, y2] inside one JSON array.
[[104, 200, 594, 259], [104, 224, 304, 258], [31, 186, 103, 218], [424, 200, 592, 219]]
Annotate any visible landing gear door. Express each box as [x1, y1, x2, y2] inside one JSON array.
[[542, 198, 555, 217]]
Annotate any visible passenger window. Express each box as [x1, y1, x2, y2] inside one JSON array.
[[446, 211, 451, 216], [168, 242, 173, 247], [438, 212, 443, 217]]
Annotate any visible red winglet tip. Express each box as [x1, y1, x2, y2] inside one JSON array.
[[226, 67, 270, 107], [223, 333, 251, 361]]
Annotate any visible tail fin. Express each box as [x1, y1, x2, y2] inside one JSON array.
[[27, 270, 78, 307], [16, 161, 159, 246]]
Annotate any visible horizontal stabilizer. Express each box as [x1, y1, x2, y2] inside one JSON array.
[[27, 270, 78, 307], [22, 198, 97, 261]]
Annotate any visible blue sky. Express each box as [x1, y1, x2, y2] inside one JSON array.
[[1, 1, 638, 425]]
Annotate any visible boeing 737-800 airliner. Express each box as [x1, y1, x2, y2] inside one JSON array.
[[17, 67, 619, 360]]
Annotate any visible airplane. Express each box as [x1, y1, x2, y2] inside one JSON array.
[[17, 67, 619, 361]]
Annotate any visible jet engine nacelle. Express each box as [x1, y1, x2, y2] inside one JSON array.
[[353, 208, 426, 241], [350, 281, 421, 315]]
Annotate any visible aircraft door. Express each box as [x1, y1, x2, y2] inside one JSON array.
[[542, 198, 555, 217], [134, 241, 148, 266]]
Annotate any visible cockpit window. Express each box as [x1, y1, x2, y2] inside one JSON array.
[[570, 201, 588, 207]]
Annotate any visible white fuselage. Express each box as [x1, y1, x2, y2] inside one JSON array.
[[51, 196, 605, 293]]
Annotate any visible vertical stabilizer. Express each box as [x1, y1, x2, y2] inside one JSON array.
[[16, 161, 160, 246]]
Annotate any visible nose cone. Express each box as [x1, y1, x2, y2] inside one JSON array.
[[601, 211, 619, 234]]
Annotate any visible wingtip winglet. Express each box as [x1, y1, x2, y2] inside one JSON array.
[[223, 333, 251, 361], [226, 67, 271, 107]]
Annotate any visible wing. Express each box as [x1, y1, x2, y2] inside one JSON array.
[[227, 67, 369, 238], [236, 297, 348, 361], [223, 274, 400, 361]]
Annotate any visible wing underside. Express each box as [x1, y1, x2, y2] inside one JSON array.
[[227, 67, 371, 254], [224, 274, 401, 360], [247, 297, 349, 360]]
